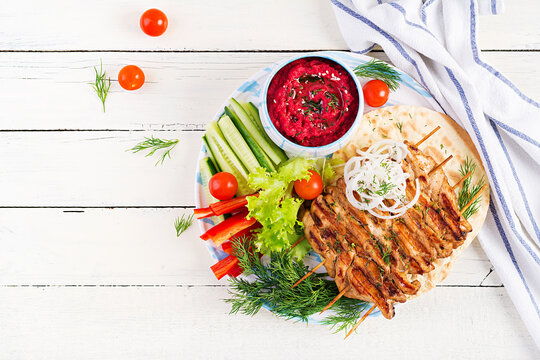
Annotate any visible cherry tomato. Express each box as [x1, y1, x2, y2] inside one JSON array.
[[118, 65, 145, 91], [209, 172, 238, 200], [362, 79, 390, 107], [294, 170, 323, 200], [140, 9, 168, 37]]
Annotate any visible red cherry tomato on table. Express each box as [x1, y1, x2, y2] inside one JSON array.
[[118, 65, 145, 91], [362, 79, 390, 108], [294, 170, 323, 200], [140, 9, 168, 37], [209, 172, 238, 200]]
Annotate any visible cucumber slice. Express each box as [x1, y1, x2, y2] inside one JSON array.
[[224, 106, 276, 172], [217, 115, 261, 174], [246, 102, 264, 133], [229, 98, 288, 165], [245, 102, 287, 162], [202, 135, 221, 172], [199, 158, 225, 223], [205, 121, 252, 196]]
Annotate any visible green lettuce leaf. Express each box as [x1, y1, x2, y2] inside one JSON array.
[[246, 157, 314, 259]]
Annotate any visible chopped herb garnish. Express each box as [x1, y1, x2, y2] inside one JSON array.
[[89, 60, 111, 113], [458, 157, 485, 219], [353, 59, 401, 91]]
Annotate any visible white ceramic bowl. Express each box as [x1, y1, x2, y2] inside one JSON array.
[[260, 53, 364, 158]]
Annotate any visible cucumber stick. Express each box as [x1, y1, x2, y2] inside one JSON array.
[[202, 135, 221, 172], [217, 115, 261, 174], [224, 106, 275, 172], [245, 101, 288, 164], [199, 158, 225, 223], [229, 98, 288, 166], [205, 121, 252, 196], [245, 102, 264, 133]]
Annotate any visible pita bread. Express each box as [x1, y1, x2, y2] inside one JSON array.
[[331, 105, 490, 297]]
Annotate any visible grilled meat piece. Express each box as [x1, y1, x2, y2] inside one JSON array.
[[303, 143, 472, 319]]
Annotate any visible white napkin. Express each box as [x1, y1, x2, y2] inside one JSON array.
[[330, 0, 540, 346]]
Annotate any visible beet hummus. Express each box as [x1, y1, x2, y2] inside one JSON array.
[[267, 57, 359, 147]]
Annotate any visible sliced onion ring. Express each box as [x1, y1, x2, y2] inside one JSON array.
[[344, 140, 420, 219]]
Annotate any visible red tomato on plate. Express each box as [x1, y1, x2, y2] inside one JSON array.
[[118, 65, 145, 91], [209, 172, 238, 200], [363, 79, 390, 107], [294, 170, 323, 200], [140, 9, 168, 37]]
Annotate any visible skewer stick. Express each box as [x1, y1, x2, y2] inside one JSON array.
[[344, 304, 377, 340], [288, 236, 305, 251], [320, 286, 349, 314], [291, 262, 325, 289], [428, 155, 453, 176], [452, 172, 472, 191], [415, 126, 440, 147], [460, 184, 487, 215]]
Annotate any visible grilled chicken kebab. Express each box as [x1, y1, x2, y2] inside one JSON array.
[[302, 141, 472, 319]]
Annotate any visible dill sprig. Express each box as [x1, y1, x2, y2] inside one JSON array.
[[226, 237, 369, 334], [354, 59, 401, 91], [89, 60, 111, 112], [129, 136, 179, 165], [457, 157, 485, 219], [396, 121, 403, 133], [174, 214, 194, 237]]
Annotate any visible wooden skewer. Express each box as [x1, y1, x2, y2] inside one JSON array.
[[288, 236, 305, 251], [428, 155, 453, 176], [291, 261, 325, 289], [415, 126, 440, 147], [344, 304, 377, 339], [460, 184, 487, 215], [320, 286, 349, 314], [452, 172, 472, 191]]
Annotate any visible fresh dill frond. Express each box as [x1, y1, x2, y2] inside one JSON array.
[[226, 238, 369, 334], [129, 136, 179, 165], [89, 60, 111, 112], [174, 214, 194, 237], [354, 59, 401, 91], [457, 157, 485, 219], [396, 121, 403, 133]]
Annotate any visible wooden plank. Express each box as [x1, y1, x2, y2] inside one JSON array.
[[1, 51, 540, 131], [0, 286, 536, 359], [1, 0, 539, 51], [0, 131, 200, 207], [0, 208, 498, 286]]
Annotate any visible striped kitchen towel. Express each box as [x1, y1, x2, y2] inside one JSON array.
[[330, 0, 540, 346]]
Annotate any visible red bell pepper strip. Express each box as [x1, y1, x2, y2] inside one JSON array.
[[230, 222, 261, 241], [227, 262, 243, 278], [200, 210, 256, 246], [193, 207, 214, 219], [210, 254, 241, 280], [221, 241, 233, 255], [193, 194, 256, 220], [209, 193, 258, 216], [221, 222, 261, 255]]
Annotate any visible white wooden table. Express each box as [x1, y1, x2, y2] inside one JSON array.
[[1, 1, 539, 358]]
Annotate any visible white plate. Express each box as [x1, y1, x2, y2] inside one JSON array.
[[194, 51, 440, 323]]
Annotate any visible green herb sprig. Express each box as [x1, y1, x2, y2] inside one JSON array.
[[226, 237, 369, 334], [457, 157, 485, 219], [354, 59, 401, 91], [396, 121, 403, 133], [129, 136, 179, 165], [89, 60, 111, 112], [174, 214, 194, 237]]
